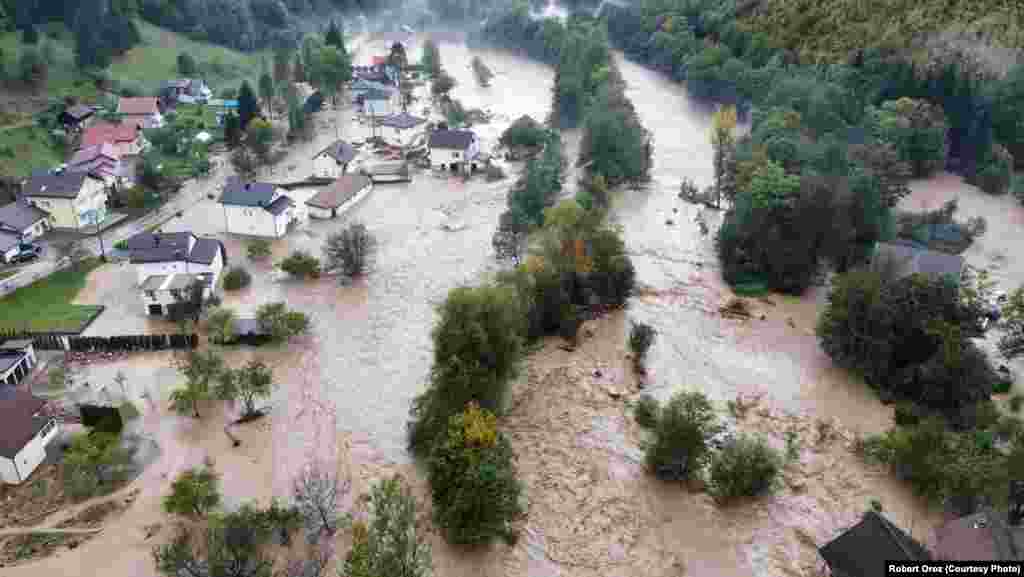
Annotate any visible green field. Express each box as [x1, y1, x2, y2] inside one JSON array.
[[0, 259, 104, 333], [0, 124, 66, 178]]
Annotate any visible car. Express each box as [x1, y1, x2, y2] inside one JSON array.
[[9, 251, 39, 264]]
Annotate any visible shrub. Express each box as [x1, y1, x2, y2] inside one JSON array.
[[256, 302, 310, 342], [784, 428, 800, 461], [62, 432, 133, 500], [163, 461, 221, 517], [113, 239, 128, 250], [427, 403, 522, 545], [206, 307, 237, 344], [247, 239, 271, 260], [709, 434, 783, 501], [644, 390, 722, 481], [222, 266, 251, 291], [1010, 394, 1024, 413], [343, 475, 432, 577], [972, 144, 1013, 195], [177, 52, 197, 76], [994, 380, 1013, 395], [324, 223, 375, 280], [279, 250, 321, 279], [628, 321, 656, 374], [634, 394, 660, 428]]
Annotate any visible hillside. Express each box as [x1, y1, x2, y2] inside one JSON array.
[[738, 0, 1023, 71]]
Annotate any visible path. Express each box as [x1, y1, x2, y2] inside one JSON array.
[[0, 528, 103, 537]]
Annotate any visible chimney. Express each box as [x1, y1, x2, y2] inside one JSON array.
[[1010, 480, 1024, 527]]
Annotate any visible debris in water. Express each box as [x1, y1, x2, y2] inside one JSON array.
[[665, 219, 674, 226], [719, 298, 751, 319], [787, 317, 796, 328], [594, 369, 603, 378]]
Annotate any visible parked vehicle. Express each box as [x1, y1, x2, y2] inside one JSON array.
[[10, 251, 39, 264]]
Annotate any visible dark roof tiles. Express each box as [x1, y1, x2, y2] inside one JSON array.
[[0, 390, 49, 459], [22, 171, 91, 199], [220, 179, 278, 206], [429, 129, 476, 150], [0, 201, 48, 232]]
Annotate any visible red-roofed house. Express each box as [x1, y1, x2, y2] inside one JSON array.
[[117, 97, 164, 129], [80, 122, 147, 157], [68, 143, 133, 188]]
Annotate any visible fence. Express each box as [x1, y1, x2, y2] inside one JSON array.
[[0, 330, 198, 352]]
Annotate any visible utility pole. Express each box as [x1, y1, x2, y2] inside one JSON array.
[[96, 216, 106, 262]]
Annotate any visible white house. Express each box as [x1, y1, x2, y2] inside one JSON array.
[[428, 129, 481, 173], [305, 173, 373, 219], [117, 97, 164, 129], [313, 140, 357, 180], [0, 340, 36, 387], [219, 179, 304, 238], [0, 200, 50, 241], [21, 171, 109, 230], [0, 389, 59, 485], [139, 273, 215, 317], [126, 231, 226, 286]]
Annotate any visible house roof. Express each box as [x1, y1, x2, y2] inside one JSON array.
[[64, 104, 95, 121], [874, 242, 964, 280], [819, 511, 931, 577], [0, 351, 27, 374], [371, 55, 387, 66], [316, 140, 357, 164], [306, 174, 372, 209], [22, 171, 91, 199], [0, 340, 34, 350], [118, 97, 160, 116], [0, 231, 20, 252], [166, 274, 201, 291], [377, 112, 426, 130], [0, 390, 49, 459], [935, 509, 1024, 561], [361, 88, 393, 101], [127, 232, 223, 265], [429, 129, 476, 150], [265, 195, 294, 216], [0, 201, 48, 232], [220, 179, 278, 207], [81, 122, 140, 148], [189, 238, 224, 265]]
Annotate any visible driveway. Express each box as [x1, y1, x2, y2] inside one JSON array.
[[74, 259, 179, 337]]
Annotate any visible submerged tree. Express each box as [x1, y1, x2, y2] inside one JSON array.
[[343, 475, 432, 577], [324, 223, 376, 280], [710, 105, 738, 207], [217, 360, 275, 419], [170, 350, 225, 418], [292, 463, 350, 541], [163, 460, 221, 517]]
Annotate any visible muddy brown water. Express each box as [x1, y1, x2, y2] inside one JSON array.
[[28, 31, 1024, 577]]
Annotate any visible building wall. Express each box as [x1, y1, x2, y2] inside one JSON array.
[[431, 147, 465, 168], [141, 285, 214, 315], [313, 154, 347, 179], [223, 204, 281, 238], [0, 456, 17, 485], [29, 196, 76, 229], [306, 182, 372, 220], [1, 419, 59, 484], [71, 178, 109, 229]]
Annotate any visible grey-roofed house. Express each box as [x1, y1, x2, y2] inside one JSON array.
[[935, 503, 1024, 561], [313, 140, 358, 179], [0, 200, 50, 241], [819, 511, 931, 577], [59, 104, 95, 132], [306, 174, 373, 219], [127, 231, 226, 288], [20, 170, 108, 231], [0, 389, 59, 484], [428, 129, 480, 173], [872, 241, 965, 284], [219, 179, 303, 238]]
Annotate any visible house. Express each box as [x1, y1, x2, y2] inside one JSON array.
[[139, 273, 215, 317], [0, 388, 59, 485], [935, 486, 1024, 561], [161, 79, 212, 104], [0, 200, 50, 241], [313, 140, 357, 179], [360, 160, 411, 183], [80, 121, 147, 157], [59, 104, 95, 132], [360, 88, 394, 117], [67, 143, 133, 189], [117, 97, 163, 129], [306, 173, 372, 219], [819, 511, 931, 577], [126, 231, 226, 286], [21, 171, 108, 230], [0, 340, 37, 387], [428, 129, 480, 173], [219, 179, 304, 238], [872, 240, 965, 284], [351, 78, 396, 98]]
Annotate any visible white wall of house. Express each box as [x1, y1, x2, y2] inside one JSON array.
[[307, 182, 372, 220], [431, 136, 480, 170], [0, 419, 59, 485], [134, 250, 223, 286], [313, 154, 348, 179], [141, 285, 214, 316], [125, 112, 164, 130], [30, 178, 108, 230], [223, 200, 294, 238]]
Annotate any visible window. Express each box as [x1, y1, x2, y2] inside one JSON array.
[[145, 290, 156, 300], [170, 289, 182, 300], [453, 151, 460, 159]]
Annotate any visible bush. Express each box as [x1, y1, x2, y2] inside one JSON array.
[[177, 52, 197, 76], [279, 250, 321, 279], [634, 394, 660, 428], [628, 321, 656, 374], [427, 403, 522, 545], [222, 266, 251, 291], [206, 307, 237, 344], [256, 302, 310, 342], [645, 390, 722, 481], [323, 223, 375, 280], [709, 434, 783, 501], [247, 239, 271, 260], [62, 432, 133, 500], [113, 239, 128, 250], [1010, 394, 1024, 413], [972, 144, 1014, 195], [163, 461, 221, 517], [994, 380, 1013, 395], [344, 475, 432, 577]]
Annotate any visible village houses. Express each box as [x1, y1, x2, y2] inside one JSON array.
[[67, 143, 134, 190], [126, 231, 225, 317], [80, 121, 147, 158], [0, 200, 49, 263], [21, 170, 109, 231], [312, 140, 357, 179], [59, 103, 95, 133], [219, 178, 303, 238], [117, 96, 164, 130], [428, 129, 481, 173], [0, 387, 59, 485], [160, 78, 213, 105], [305, 173, 372, 219]]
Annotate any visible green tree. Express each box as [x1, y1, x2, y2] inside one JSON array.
[[293, 54, 306, 83], [206, 307, 237, 345], [163, 461, 221, 517], [420, 39, 441, 78], [866, 98, 949, 179], [471, 56, 493, 87], [170, 350, 225, 418], [247, 118, 274, 162], [238, 80, 260, 130], [325, 20, 344, 50], [247, 238, 272, 260], [258, 72, 275, 116], [177, 52, 197, 75], [343, 475, 432, 577], [279, 249, 321, 278], [292, 463, 348, 539], [256, 302, 311, 342], [273, 47, 292, 88], [217, 360, 275, 419], [579, 84, 651, 185], [748, 159, 800, 210], [287, 90, 310, 140], [222, 266, 252, 291], [431, 71, 456, 100], [645, 390, 722, 481], [324, 223, 376, 280], [708, 434, 783, 501], [711, 105, 738, 207], [224, 112, 242, 148], [427, 403, 522, 545], [63, 432, 132, 499], [18, 47, 47, 88], [408, 284, 525, 454], [310, 45, 352, 106], [153, 504, 276, 577], [387, 41, 408, 71]]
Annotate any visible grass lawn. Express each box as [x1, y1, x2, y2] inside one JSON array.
[[0, 259, 104, 333], [0, 124, 66, 179], [109, 20, 266, 96]]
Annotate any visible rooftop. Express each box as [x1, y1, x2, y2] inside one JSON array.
[[0, 201, 49, 232], [22, 171, 91, 199], [80, 122, 140, 148], [63, 104, 95, 121], [429, 129, 476, 150], [819, 511, 931, 577], [874, 242, 965, 281], [0, 350, 28, 374], [127, 232, 223, 265], [306, 174, 372, 209], [0, 389, 48, 459], [117, 97, 160, 116], [140, 275, 168, 291], [935, 509, 1024, 561], [0, 340, 34, 351], [316, 140, 357, 164], [220, 179, 278, 207], [265, 195, 294, 216]]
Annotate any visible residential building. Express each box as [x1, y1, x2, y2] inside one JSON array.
[[0, 200, 50, 241], [139, 273, 215, 317], [351, 78, 396, 98], [0, 340, 37, 387], [117, 97, 163, 129], [313, 140, 357, 179], [818, 510, 931, 577], [161, 78, 212, 104], [428, 129, 480, 173], [360, 160, 410, 183], [935, 490, 1024, 561], [21, 171, 108, 230], [67, 143, 133, 189], [126, 231, 226, 286], [0, 388, 59, 485], [306, 173, 372, 219], [872, 240, 965, 284], [219, 179, 304, 238], [80, 122, 147, 157], [59, 104, 95, 132]]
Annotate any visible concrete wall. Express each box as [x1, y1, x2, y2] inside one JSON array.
[[1, 419, 59, 484], [431, 137, 479, 170], [0, 455, 17, 484], [135, 250, 224, 285]]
